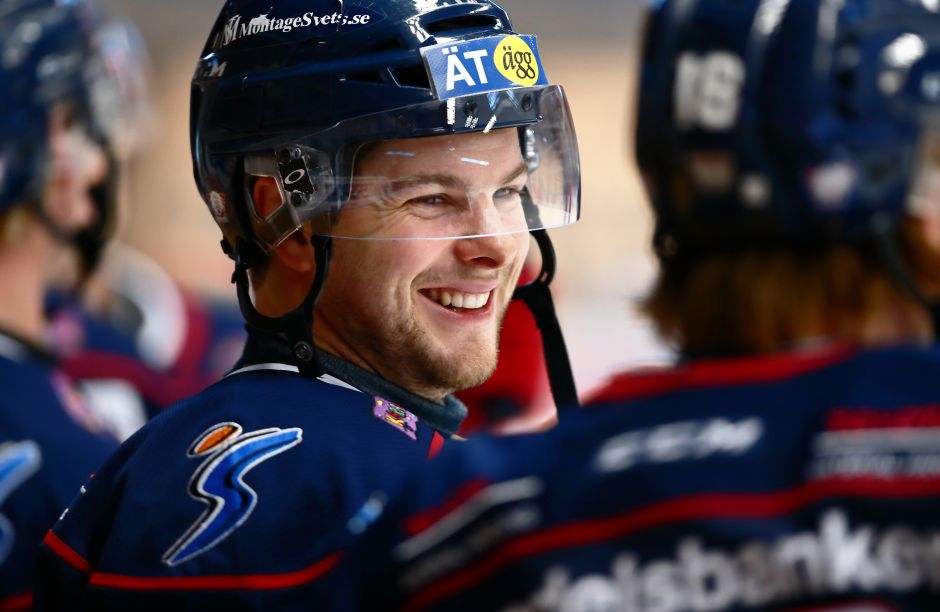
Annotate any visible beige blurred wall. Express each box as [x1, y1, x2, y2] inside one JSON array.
[[100, 0, 670, 394]]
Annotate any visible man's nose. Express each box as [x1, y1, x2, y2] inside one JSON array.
[[452, 195, 523, 268]]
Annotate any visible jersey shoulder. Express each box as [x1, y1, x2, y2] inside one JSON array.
[[43, 367, 445, 595]]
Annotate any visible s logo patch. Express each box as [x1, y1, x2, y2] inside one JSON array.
[[162, 422, 302, 566], [0, 440, 42, 565]]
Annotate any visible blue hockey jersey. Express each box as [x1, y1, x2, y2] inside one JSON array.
[[34, 328, 465, 611], [0, 331, 118, 611], [45, 288, 246, 438], [336, 344, 940, 611]]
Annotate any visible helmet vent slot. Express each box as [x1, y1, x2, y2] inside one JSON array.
[[392, 64, 431, 89], [426, 15, 500, 34], [345, 70, 387, 84]]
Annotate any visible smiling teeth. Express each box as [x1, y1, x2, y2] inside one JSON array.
[[426, 289, 490, 310]]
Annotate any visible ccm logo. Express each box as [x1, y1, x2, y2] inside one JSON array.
[[595, 417, 763, 472]]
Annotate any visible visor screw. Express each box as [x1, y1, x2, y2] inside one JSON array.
[[463, 101, 477, 116], [277, 146, 302, 164], [290, 190, 306, 207], [294, 341, 314, 362], [521, 94, 533, 112]]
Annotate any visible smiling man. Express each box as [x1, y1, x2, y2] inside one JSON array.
[[314, 130, 533, 401], [34, 0, 579, 609]]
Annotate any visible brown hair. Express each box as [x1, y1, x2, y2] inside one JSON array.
[[642, 217, 940, 356]]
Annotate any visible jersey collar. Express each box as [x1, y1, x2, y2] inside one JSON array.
[[232, 326, 468, 437]]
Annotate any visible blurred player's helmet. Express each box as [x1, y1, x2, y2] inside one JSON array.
[[191, 0, 581, 407], [638, 0, 940, 252], [0, 0, 149, 274]]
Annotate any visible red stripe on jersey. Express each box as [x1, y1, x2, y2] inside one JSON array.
[[44, 530, 92, 575], [89, 553, 340, 590], [786, 600, 898, 612], [426, 432, 445, 461], [587, 344, 854, 405], [403, 474, 940, 611], [0, 593, 32, 611], [43, 530, 341, 591]]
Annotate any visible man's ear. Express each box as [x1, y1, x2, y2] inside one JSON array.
[[251, 176, 314, 273]]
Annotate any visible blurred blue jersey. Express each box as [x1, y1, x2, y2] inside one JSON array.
[[337, 344, 940, 611], [45, 283, 246, 440], [0, 331, 117, 611], [34, 328, 465, 611]]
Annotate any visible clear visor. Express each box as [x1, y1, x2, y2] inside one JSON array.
[[244, 85, 579, 243], [85, 20, 153, 159]]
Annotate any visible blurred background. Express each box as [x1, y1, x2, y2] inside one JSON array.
[[95, 0, 670, 402]]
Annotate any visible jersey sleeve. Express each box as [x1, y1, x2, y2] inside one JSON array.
[[33, 373, 448, 611]]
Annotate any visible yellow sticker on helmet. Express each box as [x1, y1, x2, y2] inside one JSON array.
[[494, 35, 540, 87]]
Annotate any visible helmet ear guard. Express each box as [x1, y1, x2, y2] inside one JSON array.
[[228, 152, 331, 378], [276, 146, 335, 211], [242, 149, 334, 251]]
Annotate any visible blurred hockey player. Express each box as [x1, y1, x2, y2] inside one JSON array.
[[0, 0, 145, 607], [35, 0, 580, 609], [27, 25, 245, 441], [330, 0, 940, 609], [46, 245, 246, 440]]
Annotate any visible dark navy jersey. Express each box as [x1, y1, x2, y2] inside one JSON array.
[[337, 344, 940, 612], [35, 328, 466, 611], [0, 332, 118, 611], [45, 289, 246, 438]]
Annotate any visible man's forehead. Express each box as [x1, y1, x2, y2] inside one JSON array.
[[361, 128, 521, 169]]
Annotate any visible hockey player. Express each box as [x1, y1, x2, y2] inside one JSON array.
[[35, 0, 580, 609], [329, 0, 940, 609], [0, 0, 145, 607]]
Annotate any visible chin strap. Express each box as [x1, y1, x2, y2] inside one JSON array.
[[232, 235, 333, 378], [73, 159, 119, 282], [513, 228, 580, 411]]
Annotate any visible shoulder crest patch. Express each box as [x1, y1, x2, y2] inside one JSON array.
[[373, 397, 418, 440], [162, 422, 302, 566]]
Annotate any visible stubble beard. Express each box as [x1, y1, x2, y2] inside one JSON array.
[[368, 294, 510, 401]]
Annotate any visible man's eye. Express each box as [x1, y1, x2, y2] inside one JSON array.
[[494, 186, 523, 200], [406, 194, 448, 207]]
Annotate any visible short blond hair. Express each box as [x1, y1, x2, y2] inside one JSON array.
[[642, 217, 940, 356]]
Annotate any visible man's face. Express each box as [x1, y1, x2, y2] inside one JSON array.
[[314, 128, 531, 400], [43, 106, 108, 236]]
